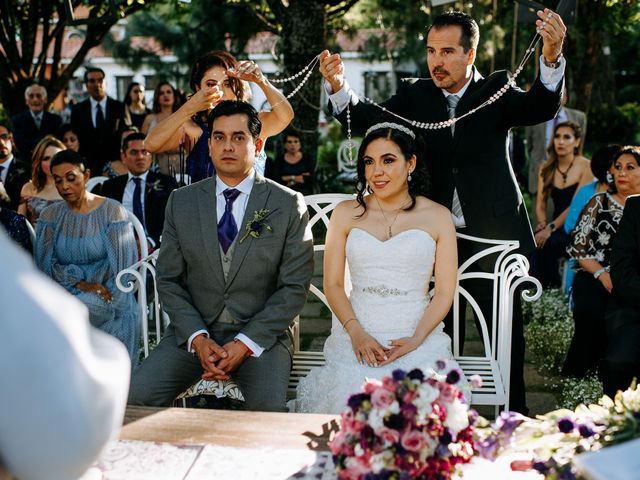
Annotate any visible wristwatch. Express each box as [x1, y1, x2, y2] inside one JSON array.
[[548, 222, 556, 232], [542, 53, 563, 69], [593, 267, 607, 280]]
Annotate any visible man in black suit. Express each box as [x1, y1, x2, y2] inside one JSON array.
[[71, 67, 125, 176], [99, 132, 177, 248], [10, 84, 62, 162], [0, 122, 30, 211], [605, 157, 640, 397], [320, 10, 567, 413]]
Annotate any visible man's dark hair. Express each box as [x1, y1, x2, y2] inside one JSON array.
[[207, 100, 262, 140], [121, 132, 146, 153], [83, 67, 106, 84], [428, 11, 480, 52]]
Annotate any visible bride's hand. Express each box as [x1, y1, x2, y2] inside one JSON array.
[[379, 337, 421, 366], [348, 325, 389, 367]]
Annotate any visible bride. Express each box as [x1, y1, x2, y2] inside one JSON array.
[[296, 122, 467, 414]]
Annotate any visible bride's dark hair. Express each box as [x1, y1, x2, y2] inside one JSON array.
[[354, 126, 430, 214]]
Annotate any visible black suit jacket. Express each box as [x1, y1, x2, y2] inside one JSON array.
[[610, 195, 640, 309], [70, 97, 125, 176], [0, 158, 30, 211], [99, 171, 178, 245], [10, 110, 62, 161], [336, 68, 564, 260]]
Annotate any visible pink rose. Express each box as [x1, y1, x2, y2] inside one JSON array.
[[371, 388, 396, 409], [438, 383, 457, 403], [382, 376, 397, 392], [401, 430, 426, 452], [403, 390, 417, 403], [378, 427, 400, 446], [363, 379, 382, 394]]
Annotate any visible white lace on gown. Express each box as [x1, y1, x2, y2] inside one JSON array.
[[296, 228, 467, 414]]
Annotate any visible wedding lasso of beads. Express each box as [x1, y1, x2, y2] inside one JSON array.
[[264, 11, 553, 165]]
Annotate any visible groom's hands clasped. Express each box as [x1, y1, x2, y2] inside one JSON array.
[[192, 335, 230, 381]]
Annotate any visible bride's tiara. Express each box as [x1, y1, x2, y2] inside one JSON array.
[[365, 122, 416, 140]]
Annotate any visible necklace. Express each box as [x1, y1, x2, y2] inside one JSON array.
[[373, 194, 408, 239], [556, 159, 575, 185]]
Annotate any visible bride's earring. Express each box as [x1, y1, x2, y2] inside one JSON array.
[[407, 171, 413, 182]]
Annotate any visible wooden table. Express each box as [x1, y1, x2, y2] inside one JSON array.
[[123, 406, 340, 451]]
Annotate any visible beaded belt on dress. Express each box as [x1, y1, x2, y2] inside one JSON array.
[[362, 285, 409, 297]]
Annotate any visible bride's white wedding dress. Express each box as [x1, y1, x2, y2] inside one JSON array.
[[296, 227, 467, 414]]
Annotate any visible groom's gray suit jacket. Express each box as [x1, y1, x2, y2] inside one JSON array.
[[156, 173, 314, 353]]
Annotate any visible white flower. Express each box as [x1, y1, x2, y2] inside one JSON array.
[[371, 451, 394, 473], [444, 398, 470, 437], [621, 387, 640, 410], [388, 400, 400, 414], [414, 383, 439, 416], [354, 443, 365, 457], [368, 408, 386, 433]]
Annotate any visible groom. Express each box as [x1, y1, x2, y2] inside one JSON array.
[[129, 101, 314, 411]]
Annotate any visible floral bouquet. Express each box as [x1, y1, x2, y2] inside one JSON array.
[[329, 363, 478, 479], [474, 381, 640, 479]]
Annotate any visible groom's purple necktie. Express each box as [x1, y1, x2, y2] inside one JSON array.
[[218, 188, 241, 253]]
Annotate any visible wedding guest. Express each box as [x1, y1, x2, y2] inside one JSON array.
[[99, 132, 177, 248], [35, 150, 139, 363], [102, 126, 139, 178], [144, 50, 294, 182], [0, 200, 32, 253], [0, 230, 129, 480], [561, 144, 621, 293], [10, 83, 62, 161], [530, 121, 592, 288], [0, 122, 30, 211], [563, 146, 640, 377], [266, 130, 313, 195], [526, 93, 587, 196], [70, 67, 125, 176], [605, 191, 640, 396], [17, 135, 65, 227], [141, 81, 181, 176], [55, 123, 81, 152], [123, 82, 150, 130]]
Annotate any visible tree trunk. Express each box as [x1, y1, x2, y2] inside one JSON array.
[[280, 0, 327, 169]]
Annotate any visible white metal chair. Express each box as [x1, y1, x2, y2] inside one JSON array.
[[336, 139, 360, 182], [85, 175, 109, 192]]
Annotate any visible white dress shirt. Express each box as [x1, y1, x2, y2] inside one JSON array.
[[123, 170, 149, 226], [187, 170, 265, 357], [0, 155, 14, 184], [89, 97, 108, 128]]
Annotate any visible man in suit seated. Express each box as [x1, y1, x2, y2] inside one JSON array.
[[604, 188, 640, 396], [128, 101, 314, 411], [11, 84, 62, 162], [0, 122, 30, 211], [71, 67, 125, 176], [99, 132, 177, 248]]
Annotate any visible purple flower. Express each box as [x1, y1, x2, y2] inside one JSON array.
[[401, 402, 417, 419], [436, 359, 448, 370], [250, 221, 262, 233], [392, 369, 406, 381], [495, 411, 526, 436], [557, 417, 575, 434], [436, 443, 450, 457], [446, 368, 461, 384], [347, 393, 370, 411], [439, 428, 453, 445], [578, 424, 595, 438], [407, 368, 425, 382], [476, 435, 501, 460], [383, 413, 405, 430], [533, 461, 550, 474]]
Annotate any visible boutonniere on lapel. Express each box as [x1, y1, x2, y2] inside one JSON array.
[[148, 179, 163, 193], [239, 208, 278, 243]]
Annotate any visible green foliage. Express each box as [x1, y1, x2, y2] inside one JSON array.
[[554, 374, 603, 410], [587, 102, 640, 146], [523, 288, 573, 375]]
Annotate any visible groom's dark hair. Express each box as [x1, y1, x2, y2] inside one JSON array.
[[428, 11, 479, 52], [207, 100, 262, 140]]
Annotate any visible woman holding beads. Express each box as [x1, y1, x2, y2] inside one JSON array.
[[296, 123, 466, 414], [144, 51, 293, 182], [530, 121, 592, 288]]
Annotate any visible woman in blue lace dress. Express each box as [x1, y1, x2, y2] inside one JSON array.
[[144, 50, 293, 182], [35, 150, 139, 364]]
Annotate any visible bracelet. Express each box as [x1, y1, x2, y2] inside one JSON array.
[[342, 318, 357, 332], [593, 267, 607, 280]]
